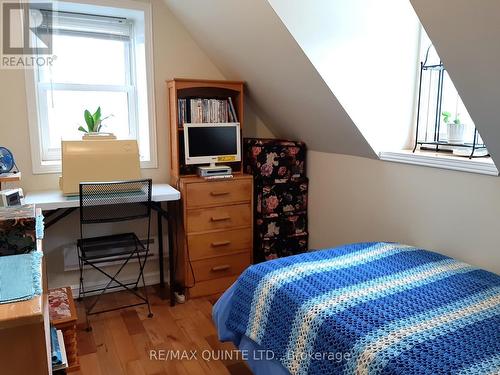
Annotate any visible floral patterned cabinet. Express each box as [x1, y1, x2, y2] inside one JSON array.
[[244, 138, 308, 262]]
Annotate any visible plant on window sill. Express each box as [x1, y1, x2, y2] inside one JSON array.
[[442, 111, 465, 144], [78, 106, 113, 136]]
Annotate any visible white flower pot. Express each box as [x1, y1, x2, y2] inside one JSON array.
[[82, 132, 116, 140], [447, 123, 465, 144]]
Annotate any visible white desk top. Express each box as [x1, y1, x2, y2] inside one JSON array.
[[24, 183, 180, 211]]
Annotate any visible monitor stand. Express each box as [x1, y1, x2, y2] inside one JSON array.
[[197, 164, 232, 177]]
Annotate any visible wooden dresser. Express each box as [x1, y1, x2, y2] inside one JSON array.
[[176, 174, 253, 298]]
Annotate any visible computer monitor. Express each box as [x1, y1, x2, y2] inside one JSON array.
[[184, 123, 241, 166]]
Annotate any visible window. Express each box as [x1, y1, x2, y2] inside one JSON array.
[[415, 26, 484, 150], [379, 24, 497, 175], [27, 2, 156, 173]]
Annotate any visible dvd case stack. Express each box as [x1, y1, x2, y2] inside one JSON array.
[[244, 138, 308, 262], [178, 97, 238, 126]]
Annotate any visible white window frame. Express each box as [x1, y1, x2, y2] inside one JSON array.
[[379, 24, 498, 176], [25, 0, 157, 174]]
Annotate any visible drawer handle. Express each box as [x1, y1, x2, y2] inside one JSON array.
[[210, 191, 230, 197], [211, 265, 230, 272], [211, 240, 231, 247], [211, 215, 231, 222]]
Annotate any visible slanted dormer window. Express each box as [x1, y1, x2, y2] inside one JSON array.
[[413, 27, 487, 158], [380, 24, 497, 175]]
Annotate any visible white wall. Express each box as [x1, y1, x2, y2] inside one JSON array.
[[268, 0, 420, 152], [308, 151, 500, 274], [0, 0, 272, 290]]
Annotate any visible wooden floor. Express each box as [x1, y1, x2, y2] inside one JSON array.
[[73, 287, 251, 375]]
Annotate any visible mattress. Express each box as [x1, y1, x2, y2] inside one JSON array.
[[213, 242, 500, 375]]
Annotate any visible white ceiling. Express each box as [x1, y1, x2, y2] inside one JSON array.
[[267, 0, 420, 153]]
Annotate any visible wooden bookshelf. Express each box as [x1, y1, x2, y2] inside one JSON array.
[[166, 79, 253, 299], [167, 78, 245, 185], [0, 172, 21, 189], [0, 238, 51, 375]]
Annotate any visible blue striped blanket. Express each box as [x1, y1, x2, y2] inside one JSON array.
[[225, 242, 500, 375]]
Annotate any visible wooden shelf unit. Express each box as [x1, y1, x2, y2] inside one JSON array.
[[0, 172, 21, 189], [166, 78, 253, 298], [167, 78, 245, 182], [0, 238, 52, 375]]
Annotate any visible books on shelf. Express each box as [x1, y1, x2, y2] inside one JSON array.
[[228, 97, 237, 123], [178, 97, 238, 126], [51, 327, 68, 371]]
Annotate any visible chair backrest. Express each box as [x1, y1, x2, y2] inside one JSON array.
[[79, 179, 152, 225]]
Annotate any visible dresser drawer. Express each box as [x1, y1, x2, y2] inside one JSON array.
[[188, 275, 239, 298], [186, 179, 252, 208], [188, 228, 252, 260], [186, 203, 252, 233], [190, 252, 251, 282]]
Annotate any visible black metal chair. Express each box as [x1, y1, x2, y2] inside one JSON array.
[[77, 179, 153, 329]]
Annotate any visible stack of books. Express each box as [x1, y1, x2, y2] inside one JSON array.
[[51, 326, 68, 372], [178, 97, 238, 125]]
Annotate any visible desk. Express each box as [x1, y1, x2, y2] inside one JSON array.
[[25, 184, 181, 306]]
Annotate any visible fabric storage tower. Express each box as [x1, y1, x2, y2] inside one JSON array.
[[243, 138, 308, 262]]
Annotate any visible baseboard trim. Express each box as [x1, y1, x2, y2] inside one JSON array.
[[67, 271, 162, 298]]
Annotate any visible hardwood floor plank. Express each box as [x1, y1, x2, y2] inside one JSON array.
[[106, 313, 140, 366], [121, 309, 146, 336], [227, 362, 253, 375], [176, 317, 231, 375], [76, 290, 245, 375], [130, 333, 166, 375], [79, 353, 102, 375], [142, 316, 169, 347], [125, 360, 147, 375], [77, 322, 97, 356], [205, 334, 247, 367], [91, 319, 126, 374], [168, 300, 199, 321], [192, 298, 215, 321]]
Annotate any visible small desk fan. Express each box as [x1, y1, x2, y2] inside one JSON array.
[[0, 147, 16, 174]]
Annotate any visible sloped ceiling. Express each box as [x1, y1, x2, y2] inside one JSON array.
[[163, 0, 376, 158], [410, 0, 500, 164], [267, 0, 420, 153], [165, 0, 500, 166]]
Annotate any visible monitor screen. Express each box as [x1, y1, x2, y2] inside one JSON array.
[[187, 126, 238, 157]]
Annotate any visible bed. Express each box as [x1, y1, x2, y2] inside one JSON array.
[[213, 242, 500, 375]]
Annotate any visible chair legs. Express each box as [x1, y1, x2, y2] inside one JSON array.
[[77, 248, 153, 330], [77, 247, 86, 301], [136, 250, 153, 318], [77, 246, 92, 331]]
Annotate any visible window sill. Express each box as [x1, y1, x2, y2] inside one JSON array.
[[379, 150, 498, 176], [33, 160, 158, 175]]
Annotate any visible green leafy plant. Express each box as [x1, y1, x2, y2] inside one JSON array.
[[442, 111, 452, 124], [442, 111, 461, 125], [78, 107, 112, 133]]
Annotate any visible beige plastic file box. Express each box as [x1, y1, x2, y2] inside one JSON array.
[[60, 140, 141, 196]]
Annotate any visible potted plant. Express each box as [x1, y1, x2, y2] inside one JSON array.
[[78, 107, 112, 136], [442, 111, 465, 144]]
